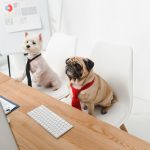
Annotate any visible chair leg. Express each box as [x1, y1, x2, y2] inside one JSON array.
[[120, 124, 128, 132], [7, 55, 11, 77]]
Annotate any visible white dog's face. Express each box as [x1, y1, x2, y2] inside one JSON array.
[[24, 32, 42, 54]]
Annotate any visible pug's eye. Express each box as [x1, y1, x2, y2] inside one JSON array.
[[26, 41, 29, 43], [32, 41, 36, 45], [75, 63, 82, 70]]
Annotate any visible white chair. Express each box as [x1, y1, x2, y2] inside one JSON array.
[[43, 33, 76, 78], [33, 33, 77, 99], [89, 42, 133, 130]]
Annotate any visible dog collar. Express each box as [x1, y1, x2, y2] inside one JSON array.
[[70, 78, 95, 110], [27, 53, 41, 61]]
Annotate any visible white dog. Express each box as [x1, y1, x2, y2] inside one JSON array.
[[16, 32, 60, 90]]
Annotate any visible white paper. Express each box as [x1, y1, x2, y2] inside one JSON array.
[[31, 80, 70, 100], [0, 97, 16, 114], [61, 95, 71, 105], [2, 0, 42, 33]]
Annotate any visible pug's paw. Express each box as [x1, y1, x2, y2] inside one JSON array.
[[101, 107, 108, 115], [83, 105, 88, 110]]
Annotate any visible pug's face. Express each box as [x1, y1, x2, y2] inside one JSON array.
[[65, 57, 94, 80]]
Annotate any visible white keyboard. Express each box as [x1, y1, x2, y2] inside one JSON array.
[[27, 105, 73, 138]]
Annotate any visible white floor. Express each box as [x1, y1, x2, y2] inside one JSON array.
[[0, 64, 150, 143]]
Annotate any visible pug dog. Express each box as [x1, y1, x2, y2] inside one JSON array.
[[65, 56, 116, 115]]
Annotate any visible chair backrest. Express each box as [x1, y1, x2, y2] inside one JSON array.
[[90, 42, 133, 126], [43, 33, 76, 78]]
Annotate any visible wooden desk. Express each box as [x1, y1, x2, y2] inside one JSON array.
[[0, 73, 150, 150]]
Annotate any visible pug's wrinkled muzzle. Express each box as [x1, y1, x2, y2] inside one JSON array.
[[65, 64, 82, 79]]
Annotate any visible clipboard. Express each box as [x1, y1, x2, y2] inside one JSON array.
[[0, 96, 20, 115]]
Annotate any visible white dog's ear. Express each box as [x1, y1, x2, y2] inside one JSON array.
[[39, 33, 42, 42], [25, 32, 28, 37]]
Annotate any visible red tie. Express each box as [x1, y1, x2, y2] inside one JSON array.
[[70, 79, 95, 110]]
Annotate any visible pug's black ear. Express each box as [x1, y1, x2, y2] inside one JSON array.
[[83, 58, 94, 71], [65, 58, 70, 64]]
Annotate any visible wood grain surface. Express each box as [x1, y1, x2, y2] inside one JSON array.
[[0, 73, 150, 150]]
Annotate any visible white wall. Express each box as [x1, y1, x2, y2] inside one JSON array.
[[60, 0, 150, 101], [48, 0, 62, 33]]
